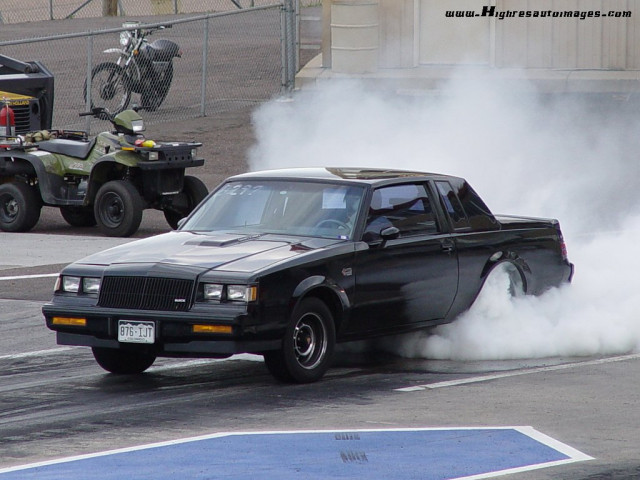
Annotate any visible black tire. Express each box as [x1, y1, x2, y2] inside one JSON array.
[[163, 176, 208, 229], [60, 206, 97, 227], [0, 182, 42, 232], [94, 180, 144, 237], [475, 261, 525, 307], [84, 62, 131, 115], [264, 297, 336, 384], [92, 347, 156, 374]]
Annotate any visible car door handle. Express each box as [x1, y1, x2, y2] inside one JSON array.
[[441, 240, 455, 253]]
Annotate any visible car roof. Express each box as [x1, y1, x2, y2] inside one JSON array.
[[228, 167, 461, 186]]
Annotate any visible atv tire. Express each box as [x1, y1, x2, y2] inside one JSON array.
[[163, 176, 208, 229], [94, 180, 144, 237], [0, 182, 42, 232], [60, 206, 97, 227]]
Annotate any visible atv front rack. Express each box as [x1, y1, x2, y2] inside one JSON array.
[[122, 141, 204, 170]]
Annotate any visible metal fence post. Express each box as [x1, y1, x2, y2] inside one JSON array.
[[200, 17, 210, 117], [280, 0, 296, 93], [85, 34, 93, 134]]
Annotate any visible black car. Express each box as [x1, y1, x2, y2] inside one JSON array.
[[43, 168, 573, 383]]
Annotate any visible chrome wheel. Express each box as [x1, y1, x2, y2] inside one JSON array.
[[263, 297, 336, 383], [293, 312, 328, 370]]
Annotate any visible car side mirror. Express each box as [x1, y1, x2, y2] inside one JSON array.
[[365, 226, 400, 247], [380, 226, 400, 242], [177, 217, 187, 229]]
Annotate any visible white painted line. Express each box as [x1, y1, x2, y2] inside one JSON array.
[[453, 427, 593, 479], [0, 273, 59, 281], [395, 352, 640, 392], [517, 426, 593, 461], [0, 347, 75, 361], [0, 426, 592, 475]]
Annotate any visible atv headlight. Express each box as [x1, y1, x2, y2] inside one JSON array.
[[131, 119, 145, 132], [191, 148, 197, 158]]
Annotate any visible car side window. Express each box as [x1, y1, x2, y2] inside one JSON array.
[[436, 179, 498, 231], [364, 184, 438, 240], [435, 180, 470, 230]]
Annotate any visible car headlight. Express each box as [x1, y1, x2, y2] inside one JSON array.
[[82, 277, 102, 294], [58, 276, 101, 294], [61, 276, 81, 293], [200, 284, 257, 303], [203, 284, 223, 301], [227, 285, 257, 302]]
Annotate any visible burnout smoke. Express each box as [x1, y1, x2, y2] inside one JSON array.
[[249, 73, 640, 361]]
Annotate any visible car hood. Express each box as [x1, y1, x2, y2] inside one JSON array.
[[76, 231, 345, 273]]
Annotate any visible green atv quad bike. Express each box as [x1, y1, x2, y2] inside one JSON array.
[[0, 107, 208, 237]]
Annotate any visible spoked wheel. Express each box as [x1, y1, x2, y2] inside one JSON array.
[[264, 298, 336, 384], [92, 347, 156, 374], [94, 180, 144, 237], [163, 176, 208, 229], [84, 62, 131, 115], [0, 182, 42, 232]]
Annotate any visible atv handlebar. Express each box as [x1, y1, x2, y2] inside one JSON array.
[[79, 107, 114, 122]]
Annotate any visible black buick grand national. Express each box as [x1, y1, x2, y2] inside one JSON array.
[[43, 168, 573, 383]]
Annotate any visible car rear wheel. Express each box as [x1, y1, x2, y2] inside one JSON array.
[[476, 262, 525, 305], [60, 206, 97, 227], [163, 176, 208, 229], [264, 297, 336, 383], [92, 347, 156, 374], [0, 182, 42, 232], [94, 180, 144, 237]]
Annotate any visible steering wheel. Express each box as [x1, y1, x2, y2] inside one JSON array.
[[314, 219, 349, 231]]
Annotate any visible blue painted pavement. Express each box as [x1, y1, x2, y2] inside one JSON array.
[[0, 427, 592, 480]]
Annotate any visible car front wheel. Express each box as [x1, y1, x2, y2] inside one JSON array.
[[92, 347, 156, 374], [264, 297, 336, 383]]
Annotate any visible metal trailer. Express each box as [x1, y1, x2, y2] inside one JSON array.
[[0, 53, 55, 134]]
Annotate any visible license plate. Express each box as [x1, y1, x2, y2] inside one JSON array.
[[118, 320, 155, 344]]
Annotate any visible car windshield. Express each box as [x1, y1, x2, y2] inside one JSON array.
[[182, 180, 365, 239]]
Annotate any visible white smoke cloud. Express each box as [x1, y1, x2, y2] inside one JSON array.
[[249, 71, 640, 361]]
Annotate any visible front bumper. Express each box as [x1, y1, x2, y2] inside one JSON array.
[[42, 301, 283, 357]]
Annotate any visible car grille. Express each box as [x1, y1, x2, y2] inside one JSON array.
[[98, 276, 194, 311]]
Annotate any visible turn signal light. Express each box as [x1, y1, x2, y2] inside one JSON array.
[[192, 324, 232, 334], [52, 317, 87, 327]]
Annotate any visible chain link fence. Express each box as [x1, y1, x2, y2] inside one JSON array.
[[0, 0, 318, 24], [0, 4, 305, 135]]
